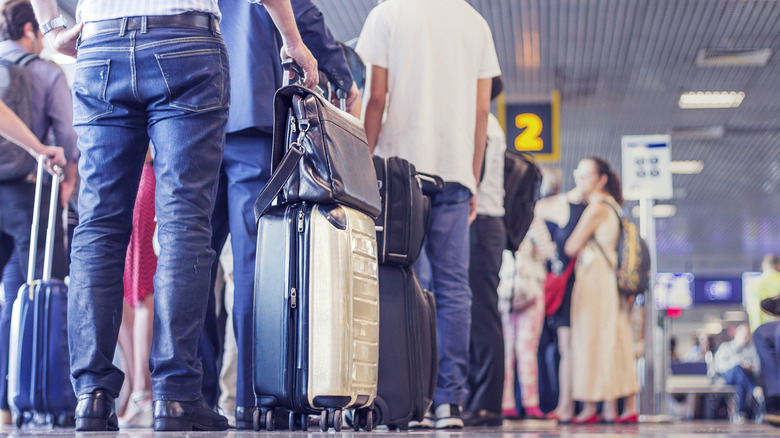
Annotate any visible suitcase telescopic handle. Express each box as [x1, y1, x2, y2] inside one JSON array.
[[27, 154, 63, 284], [282, 58, 348, 112]]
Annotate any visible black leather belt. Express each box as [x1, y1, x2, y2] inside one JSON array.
[[81, 12, 216, 41]]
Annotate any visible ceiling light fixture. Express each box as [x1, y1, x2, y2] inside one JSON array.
[[679, 92, 744, 109], [697, 48, 772, 67], [669, 160, 704, 174]]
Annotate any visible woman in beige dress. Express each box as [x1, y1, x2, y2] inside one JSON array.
[[564, 157, 639, 423]]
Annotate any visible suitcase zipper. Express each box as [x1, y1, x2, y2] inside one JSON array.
[[290, 287, 297, 309], [297, 210, 305, 232]]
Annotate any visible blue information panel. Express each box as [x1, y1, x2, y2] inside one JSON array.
[[504, 92, 560, 162]]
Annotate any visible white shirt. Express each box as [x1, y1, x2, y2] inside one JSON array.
[[356, 0, 501, 194], [76, 0, 262, 22], [476, 113, 505, 216]]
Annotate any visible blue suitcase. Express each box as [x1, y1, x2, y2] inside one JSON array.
[[7, 157, 76, 427]]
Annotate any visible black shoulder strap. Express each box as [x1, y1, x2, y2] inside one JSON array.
[[14, 53, 38, 67], [252, 144, 305, 221]]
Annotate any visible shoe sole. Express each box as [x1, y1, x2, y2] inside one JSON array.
[[75, 417, 119, 431], [435, 418, 464, 429], [154, 418, 229, 431]]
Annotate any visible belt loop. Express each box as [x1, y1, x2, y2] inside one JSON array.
[[119, 17, 128, 36], [141, 16, 148, 34], [210, 15, 218, 36]]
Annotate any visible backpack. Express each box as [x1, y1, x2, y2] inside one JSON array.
[[0, 52, 38, 181], [503, 151, 542, 250], [595, 201, 651, 296]]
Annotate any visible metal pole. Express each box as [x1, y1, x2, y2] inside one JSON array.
[[639, 198, 662, 415]]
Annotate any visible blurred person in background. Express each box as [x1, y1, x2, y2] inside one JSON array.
[[747, 254, 780, 333], [564, 157, 639, 423], [500, 166, 560, 421], [531, 171, 585, 423], [0, 0, 74, 425], [714, 323, 762, 421], [464, 79, 506, 427]]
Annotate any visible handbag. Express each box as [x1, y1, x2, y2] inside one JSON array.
[[543, 255, 577, 317], [253, 84, 381, 221]]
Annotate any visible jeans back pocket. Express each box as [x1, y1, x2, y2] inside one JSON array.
[[155, 48, 226, 113], [72, 59, 113, 124]]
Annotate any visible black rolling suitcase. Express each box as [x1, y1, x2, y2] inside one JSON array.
[[368, 155, 440, 429], [8, 157, 76, 427], [373, 265, 438, 429]]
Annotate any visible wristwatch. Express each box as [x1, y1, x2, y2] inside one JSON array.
[[40, 15, 67, 35]]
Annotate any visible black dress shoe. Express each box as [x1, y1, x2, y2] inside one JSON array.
[[75, 390, 118, 431], [235, 406, 257, 430], [761, 296, 780, 316], [462, 409, 503, 427], [153, 398, 229, 431]]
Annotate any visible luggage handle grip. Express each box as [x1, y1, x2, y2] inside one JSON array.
[[282, 58, 348, 111], [27, 155, 63, 284], [416, 172, 445, 189]]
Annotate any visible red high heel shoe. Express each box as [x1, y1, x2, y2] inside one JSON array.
[[525, 407, 545, 419], [616, 413, 638, 424], [571, 413, 599, 424]]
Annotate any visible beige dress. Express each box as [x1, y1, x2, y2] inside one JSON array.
[[570, 200, 640, 401]]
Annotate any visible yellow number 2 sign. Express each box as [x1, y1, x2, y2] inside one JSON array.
[[514, 113, 544, 151], [503, 91, 560, 162]]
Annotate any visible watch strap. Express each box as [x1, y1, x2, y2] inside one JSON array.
[[40, 15, 67, 35]]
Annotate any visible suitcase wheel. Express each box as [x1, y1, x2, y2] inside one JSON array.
[[319, 408, 342, 432], [253, 407, 275, 431], [352, 408, 373, 432], [13, 412, 23, 428], [288, 411, 308, 431]]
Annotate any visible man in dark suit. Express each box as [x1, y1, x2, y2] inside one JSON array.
[[206, 0, 360, 428]]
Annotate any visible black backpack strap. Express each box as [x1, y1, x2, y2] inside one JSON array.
[[14, 53, 38, 67], [252, 144, 305, 221]]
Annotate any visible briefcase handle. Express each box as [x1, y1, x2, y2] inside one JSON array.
[[282, 58, 348, 111]]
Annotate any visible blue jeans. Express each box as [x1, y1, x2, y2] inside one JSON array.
[[207, 130, 272, 408], [755, 321, 780, 398], [0, 249, 24, 410], [68, 24, 229, 401], [721, 365, 757, 414], [413, 182, 473, 406]]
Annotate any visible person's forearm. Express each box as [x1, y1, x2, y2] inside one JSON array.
[[0, 102, 45, 157], [262, 0, 303, 46], [363, 96, 385, 153], [29, 0, 61, 24], [472, 78, 492, 186]]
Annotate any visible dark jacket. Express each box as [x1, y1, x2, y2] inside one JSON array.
[[219, 0, 353, 133]]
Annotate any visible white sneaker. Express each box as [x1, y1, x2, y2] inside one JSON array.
[[408, 406, 435, 429], [434, 404, 463, 429], [118, 391, 153, 428]]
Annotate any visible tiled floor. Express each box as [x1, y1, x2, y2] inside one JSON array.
[[1, 419, 778, 437]]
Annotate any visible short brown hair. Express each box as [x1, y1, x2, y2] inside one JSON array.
[[0, 0, 38, 41]]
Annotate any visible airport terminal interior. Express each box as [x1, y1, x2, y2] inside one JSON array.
[[1, 0, 779, 436]]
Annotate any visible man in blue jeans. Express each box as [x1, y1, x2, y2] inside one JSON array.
[[30, 0, 317, 431], [357, 0, 500, 428]]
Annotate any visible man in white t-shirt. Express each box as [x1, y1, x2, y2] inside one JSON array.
[[356, 0, 501, 429]]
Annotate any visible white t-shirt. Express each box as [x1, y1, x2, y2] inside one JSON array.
[[356, 0, 501, 194], [476, 113, 505, 216]]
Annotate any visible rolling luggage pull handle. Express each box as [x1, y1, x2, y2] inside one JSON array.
[[282, 58, 348, 111], [27, 155, 63, 285]]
